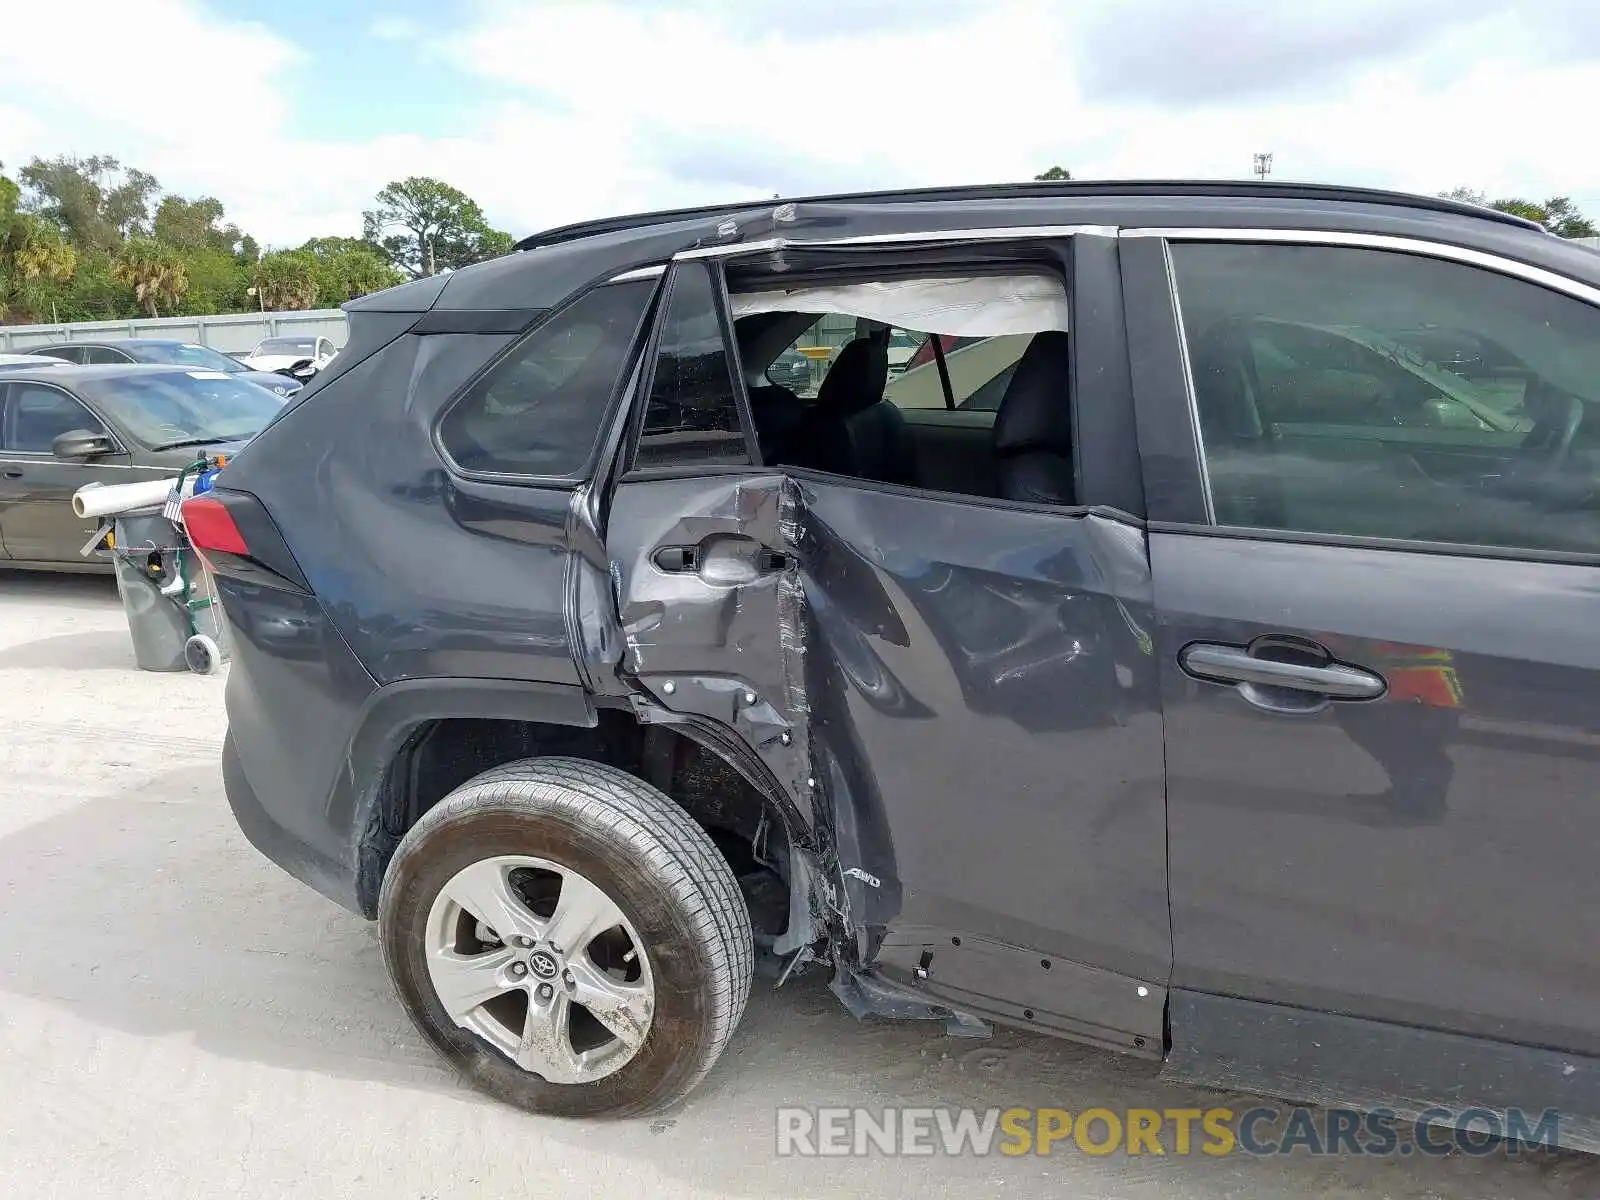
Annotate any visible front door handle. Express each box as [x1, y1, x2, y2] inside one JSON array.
[[1, 468, 21, 479], [1180, 642, 1386, 700]]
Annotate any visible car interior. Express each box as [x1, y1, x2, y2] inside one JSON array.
[[730, 270, 1075, 505]]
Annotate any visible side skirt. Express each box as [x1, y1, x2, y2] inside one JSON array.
[[872, 927, 1166, 1059], [1165, 988, 1600, 1153]]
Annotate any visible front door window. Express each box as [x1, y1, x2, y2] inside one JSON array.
[[1170, 242, 1600, 553]]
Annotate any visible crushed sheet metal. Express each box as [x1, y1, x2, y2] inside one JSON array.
[[775, 478, 811, 740], [610, 473, 816, 826]]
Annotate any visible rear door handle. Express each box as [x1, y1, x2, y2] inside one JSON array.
[[652, 535, 792, 585], [1, 469, 21, 479], [651, 545, 700, 573], [1180, 642, 1386, 700]]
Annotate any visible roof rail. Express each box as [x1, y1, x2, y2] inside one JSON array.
[[513, 179, 1545, 252]]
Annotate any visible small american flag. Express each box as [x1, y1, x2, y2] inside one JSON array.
[[162, 483, 186, 524]]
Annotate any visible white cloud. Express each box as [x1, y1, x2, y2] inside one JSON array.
[[440, 0, 1600, 224], [1, 0, 295, 150], [2, 0, 1600, 249]]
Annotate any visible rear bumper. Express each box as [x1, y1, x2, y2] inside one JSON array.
[[223, 731, 364, 913], [212, 572, 381, 915]]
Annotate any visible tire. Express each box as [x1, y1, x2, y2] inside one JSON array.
[[378, 757, 754, 1117]]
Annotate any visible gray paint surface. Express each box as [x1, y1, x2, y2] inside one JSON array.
[[1154, 533, 1600, 1052]]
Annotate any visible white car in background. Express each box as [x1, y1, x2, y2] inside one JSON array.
[[242, 335, 339, 375]]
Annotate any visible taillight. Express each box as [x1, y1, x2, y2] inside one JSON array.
[[179, 489, 310, 593], [182, 495, 249, 556]]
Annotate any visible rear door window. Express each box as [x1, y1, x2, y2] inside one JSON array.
[[438, 277, 658, 479], [633, 262, 754, 470]]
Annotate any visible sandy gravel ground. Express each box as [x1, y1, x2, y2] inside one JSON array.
[[2, 571, 1598, 1198]]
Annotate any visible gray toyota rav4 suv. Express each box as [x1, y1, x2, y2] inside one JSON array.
[[186, 181, 1600, 1140]]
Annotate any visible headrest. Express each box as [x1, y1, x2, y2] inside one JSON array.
[[815, 336, 889, 417], [993, 331, 1072, 456]]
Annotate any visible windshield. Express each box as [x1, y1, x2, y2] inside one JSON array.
[[131, 343, 248, 373], [77, 371, 284, 449], [253, 337, 317, 356]]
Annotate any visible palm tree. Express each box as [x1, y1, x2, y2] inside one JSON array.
[[0, 210, 77, 321], [112, 238, 187, 317], [251, 250, 319, 310]]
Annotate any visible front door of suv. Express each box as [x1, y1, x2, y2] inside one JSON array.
[[1124, 231, 1600, 1056], [605, 238, 1172, 1050]]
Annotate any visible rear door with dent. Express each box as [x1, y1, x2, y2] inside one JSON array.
[[603, 235, 1172, 1052]]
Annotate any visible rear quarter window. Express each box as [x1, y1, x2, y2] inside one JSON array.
[[438, 278, 657, 478]]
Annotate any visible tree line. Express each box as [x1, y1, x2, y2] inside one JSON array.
[[0, 155, 514, 325], [1437, 188, 1596, 238]]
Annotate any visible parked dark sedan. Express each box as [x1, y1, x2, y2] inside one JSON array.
[[0, 362, 284, 572], [29, 338, 303, 398]]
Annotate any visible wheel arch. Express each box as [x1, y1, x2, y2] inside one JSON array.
[[344, 679, 816, 920]]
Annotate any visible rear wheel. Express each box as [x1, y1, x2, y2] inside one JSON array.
[[378, 757, 753, 1117]]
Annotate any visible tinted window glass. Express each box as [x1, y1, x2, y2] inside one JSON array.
[[4, 384, 104, 451], [1171, 243, 1600, 555], [84, 346, 130, 364], [636, 263, 752, 470], [132, 342, 249, 372], [76, 372, 282, 448], [440, 278, 655, 477], [40, 345, 84, 364]]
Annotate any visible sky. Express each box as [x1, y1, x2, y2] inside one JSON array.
[[2, 0, 1600, 249]]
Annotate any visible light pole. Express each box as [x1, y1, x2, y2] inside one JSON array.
[[247, 285, 265, 312], [1253, 152, 1274, 181]]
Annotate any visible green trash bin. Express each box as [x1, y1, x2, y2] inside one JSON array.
[[110, 507, 228, 674]]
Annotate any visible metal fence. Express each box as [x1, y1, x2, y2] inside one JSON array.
[[0, 308, 348, 356]]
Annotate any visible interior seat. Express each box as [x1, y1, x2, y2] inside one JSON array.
[[812, 335, 918, 486], [992, 331, 1076, 505], [745, 383, 807, 465]]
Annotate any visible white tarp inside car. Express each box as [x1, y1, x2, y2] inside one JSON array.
[[729, 274, 1068, 337]]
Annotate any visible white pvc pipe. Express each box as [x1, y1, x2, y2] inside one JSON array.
[[73, 477, 184, 520]]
